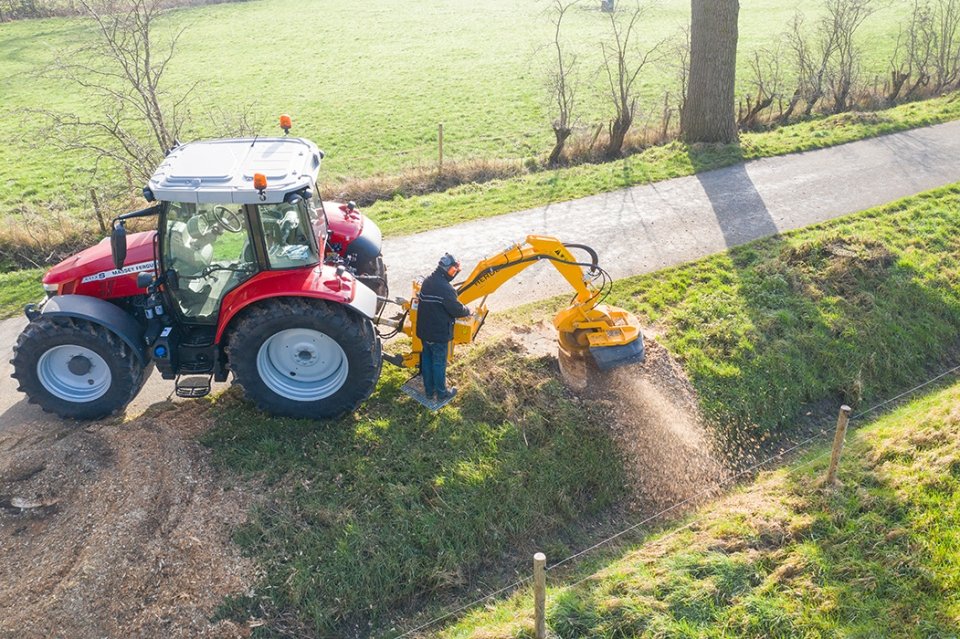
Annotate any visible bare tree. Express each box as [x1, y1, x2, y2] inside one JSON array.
[[779, 14, 812, 121], [930, 0, 960, 91], [671, 26, 691, 121], [681, 0, 740, 144], [800, 11, 840, 117], [738, 47, 783, 130], [40, 0, 194, 183], [600, 2, 662, 158], [824, 0, 876, 113], [780, 1, 874, 119], [888, 2, 934, 102], [546, 0, 581, 167]]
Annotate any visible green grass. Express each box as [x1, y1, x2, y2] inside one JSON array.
[[202, 341, 625, 636], [613, 184, 960, 441], [0, 268, 43, 318], [512, 183, 960, 444], [0, 0, 916, 220], [438, 378, 960, 638], [368, 98, 960, 235], [200, 184, 960, 636]]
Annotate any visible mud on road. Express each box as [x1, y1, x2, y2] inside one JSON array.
[[0, 401, 257, 639]]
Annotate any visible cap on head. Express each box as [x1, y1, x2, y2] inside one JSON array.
[[439, 253, 461, 278]]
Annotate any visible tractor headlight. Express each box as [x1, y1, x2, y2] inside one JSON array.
[[42, 283, 59, 296]]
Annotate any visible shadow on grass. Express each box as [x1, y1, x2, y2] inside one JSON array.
[[612, 183, 960, 450], [202, 341, 626, 637], [541, 398, 960, 638]]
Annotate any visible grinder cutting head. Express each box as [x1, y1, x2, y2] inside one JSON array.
[[554, 301, 646, 387]]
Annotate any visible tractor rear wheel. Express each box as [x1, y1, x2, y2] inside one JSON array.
[[11, 316, 150, 420], [226, 298, 381, 419]]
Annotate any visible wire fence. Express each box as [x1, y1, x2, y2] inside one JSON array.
[[322, 125, 552, 171], [389, 362, 960, 638]]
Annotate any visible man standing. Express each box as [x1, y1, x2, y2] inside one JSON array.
[[416, 253, 471, 402]]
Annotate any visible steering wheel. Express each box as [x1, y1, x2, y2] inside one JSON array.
[[213, 205, 244, 233]]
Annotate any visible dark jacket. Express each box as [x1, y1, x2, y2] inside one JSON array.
[[417, 266, 471, 343]]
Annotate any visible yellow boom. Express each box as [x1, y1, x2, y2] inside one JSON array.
[[387, 235, 645, 374]]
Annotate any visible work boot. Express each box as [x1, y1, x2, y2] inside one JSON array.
[[436, 387, 457, 401]]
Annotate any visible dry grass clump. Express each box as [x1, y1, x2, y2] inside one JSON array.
[[327, 158, 525, 208], [0, 203, 100, 271], [558, 122, 678, 166]]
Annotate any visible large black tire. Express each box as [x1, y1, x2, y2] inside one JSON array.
[[225, 298, 382, 419], [11, 316, 149, 420]]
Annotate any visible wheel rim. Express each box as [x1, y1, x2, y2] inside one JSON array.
[[36, 345, 112, 403], [256, 328, 349, 401]]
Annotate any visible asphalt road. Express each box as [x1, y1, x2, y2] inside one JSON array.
[[4, 121, 960, 428], [384, 120, 960, 311]]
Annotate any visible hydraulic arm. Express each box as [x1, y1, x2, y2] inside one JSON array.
[[384, 235, 645, 374]]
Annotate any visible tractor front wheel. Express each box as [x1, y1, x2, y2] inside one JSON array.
[[226, 298, 381, 419], [11, 316, 150, 420]]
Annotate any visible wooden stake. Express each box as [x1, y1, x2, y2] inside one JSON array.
[[438, 122, 444, 173], [826, 405, 852, 485], [534, 552, 546, 639]]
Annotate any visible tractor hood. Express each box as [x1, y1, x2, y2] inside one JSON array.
[[43, 231, 157, 298]]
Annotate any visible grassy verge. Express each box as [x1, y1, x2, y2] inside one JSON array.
[[0, 268, 43, 318], [512, 183, 960, 445], [439, 377, 960, 638], [203, 184, 960, 635], [368, 95, 960, 236], [202, 341, 624, 636]]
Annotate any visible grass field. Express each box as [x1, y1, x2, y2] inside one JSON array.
[[0, 268, 43, 317], [438, 378, 960, 638], [202, 184, 960, 635], [0, 0, 914, 218]]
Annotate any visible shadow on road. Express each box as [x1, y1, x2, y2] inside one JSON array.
[[696, 162, 778, 248]]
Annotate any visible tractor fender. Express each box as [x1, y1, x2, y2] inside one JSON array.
[[214, 267, 378, 344], [344, 215, 383, 269], [40, 295, 147, 364]]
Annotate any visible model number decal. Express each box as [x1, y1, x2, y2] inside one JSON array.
[[81, 261, 157, 284]]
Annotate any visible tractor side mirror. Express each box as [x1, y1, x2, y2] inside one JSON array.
[[110, 221, 127, 271]]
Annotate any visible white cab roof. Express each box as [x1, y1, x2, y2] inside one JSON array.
[[148, 137, 322, 204]]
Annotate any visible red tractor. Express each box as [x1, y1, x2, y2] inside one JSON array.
[[12, 131, 389, 420]]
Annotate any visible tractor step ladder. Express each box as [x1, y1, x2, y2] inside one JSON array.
[[175, 375, 212, 398], [400, 374, 456, 411]]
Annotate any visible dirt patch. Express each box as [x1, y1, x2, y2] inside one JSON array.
[[0, 403, 258, 639], [504, 320, 728, 511]]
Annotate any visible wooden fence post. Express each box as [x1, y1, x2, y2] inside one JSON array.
[[534, 552, 546, 639], [438, 122, 444, 173], [826, 405, 852, 485]]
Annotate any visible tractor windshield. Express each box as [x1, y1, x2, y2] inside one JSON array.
[[256, 198, 320, 269], [162, 201, 256, 323]]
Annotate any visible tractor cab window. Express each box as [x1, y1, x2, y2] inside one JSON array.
[[257, 198, 320, 269], [162, 202, 256, 323]]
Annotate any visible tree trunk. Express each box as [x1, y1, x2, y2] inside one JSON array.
[[548, 125, 572, 167], [681, 0, 740, 143]]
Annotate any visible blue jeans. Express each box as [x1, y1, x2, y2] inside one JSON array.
[[420, 341, 449, 397]]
